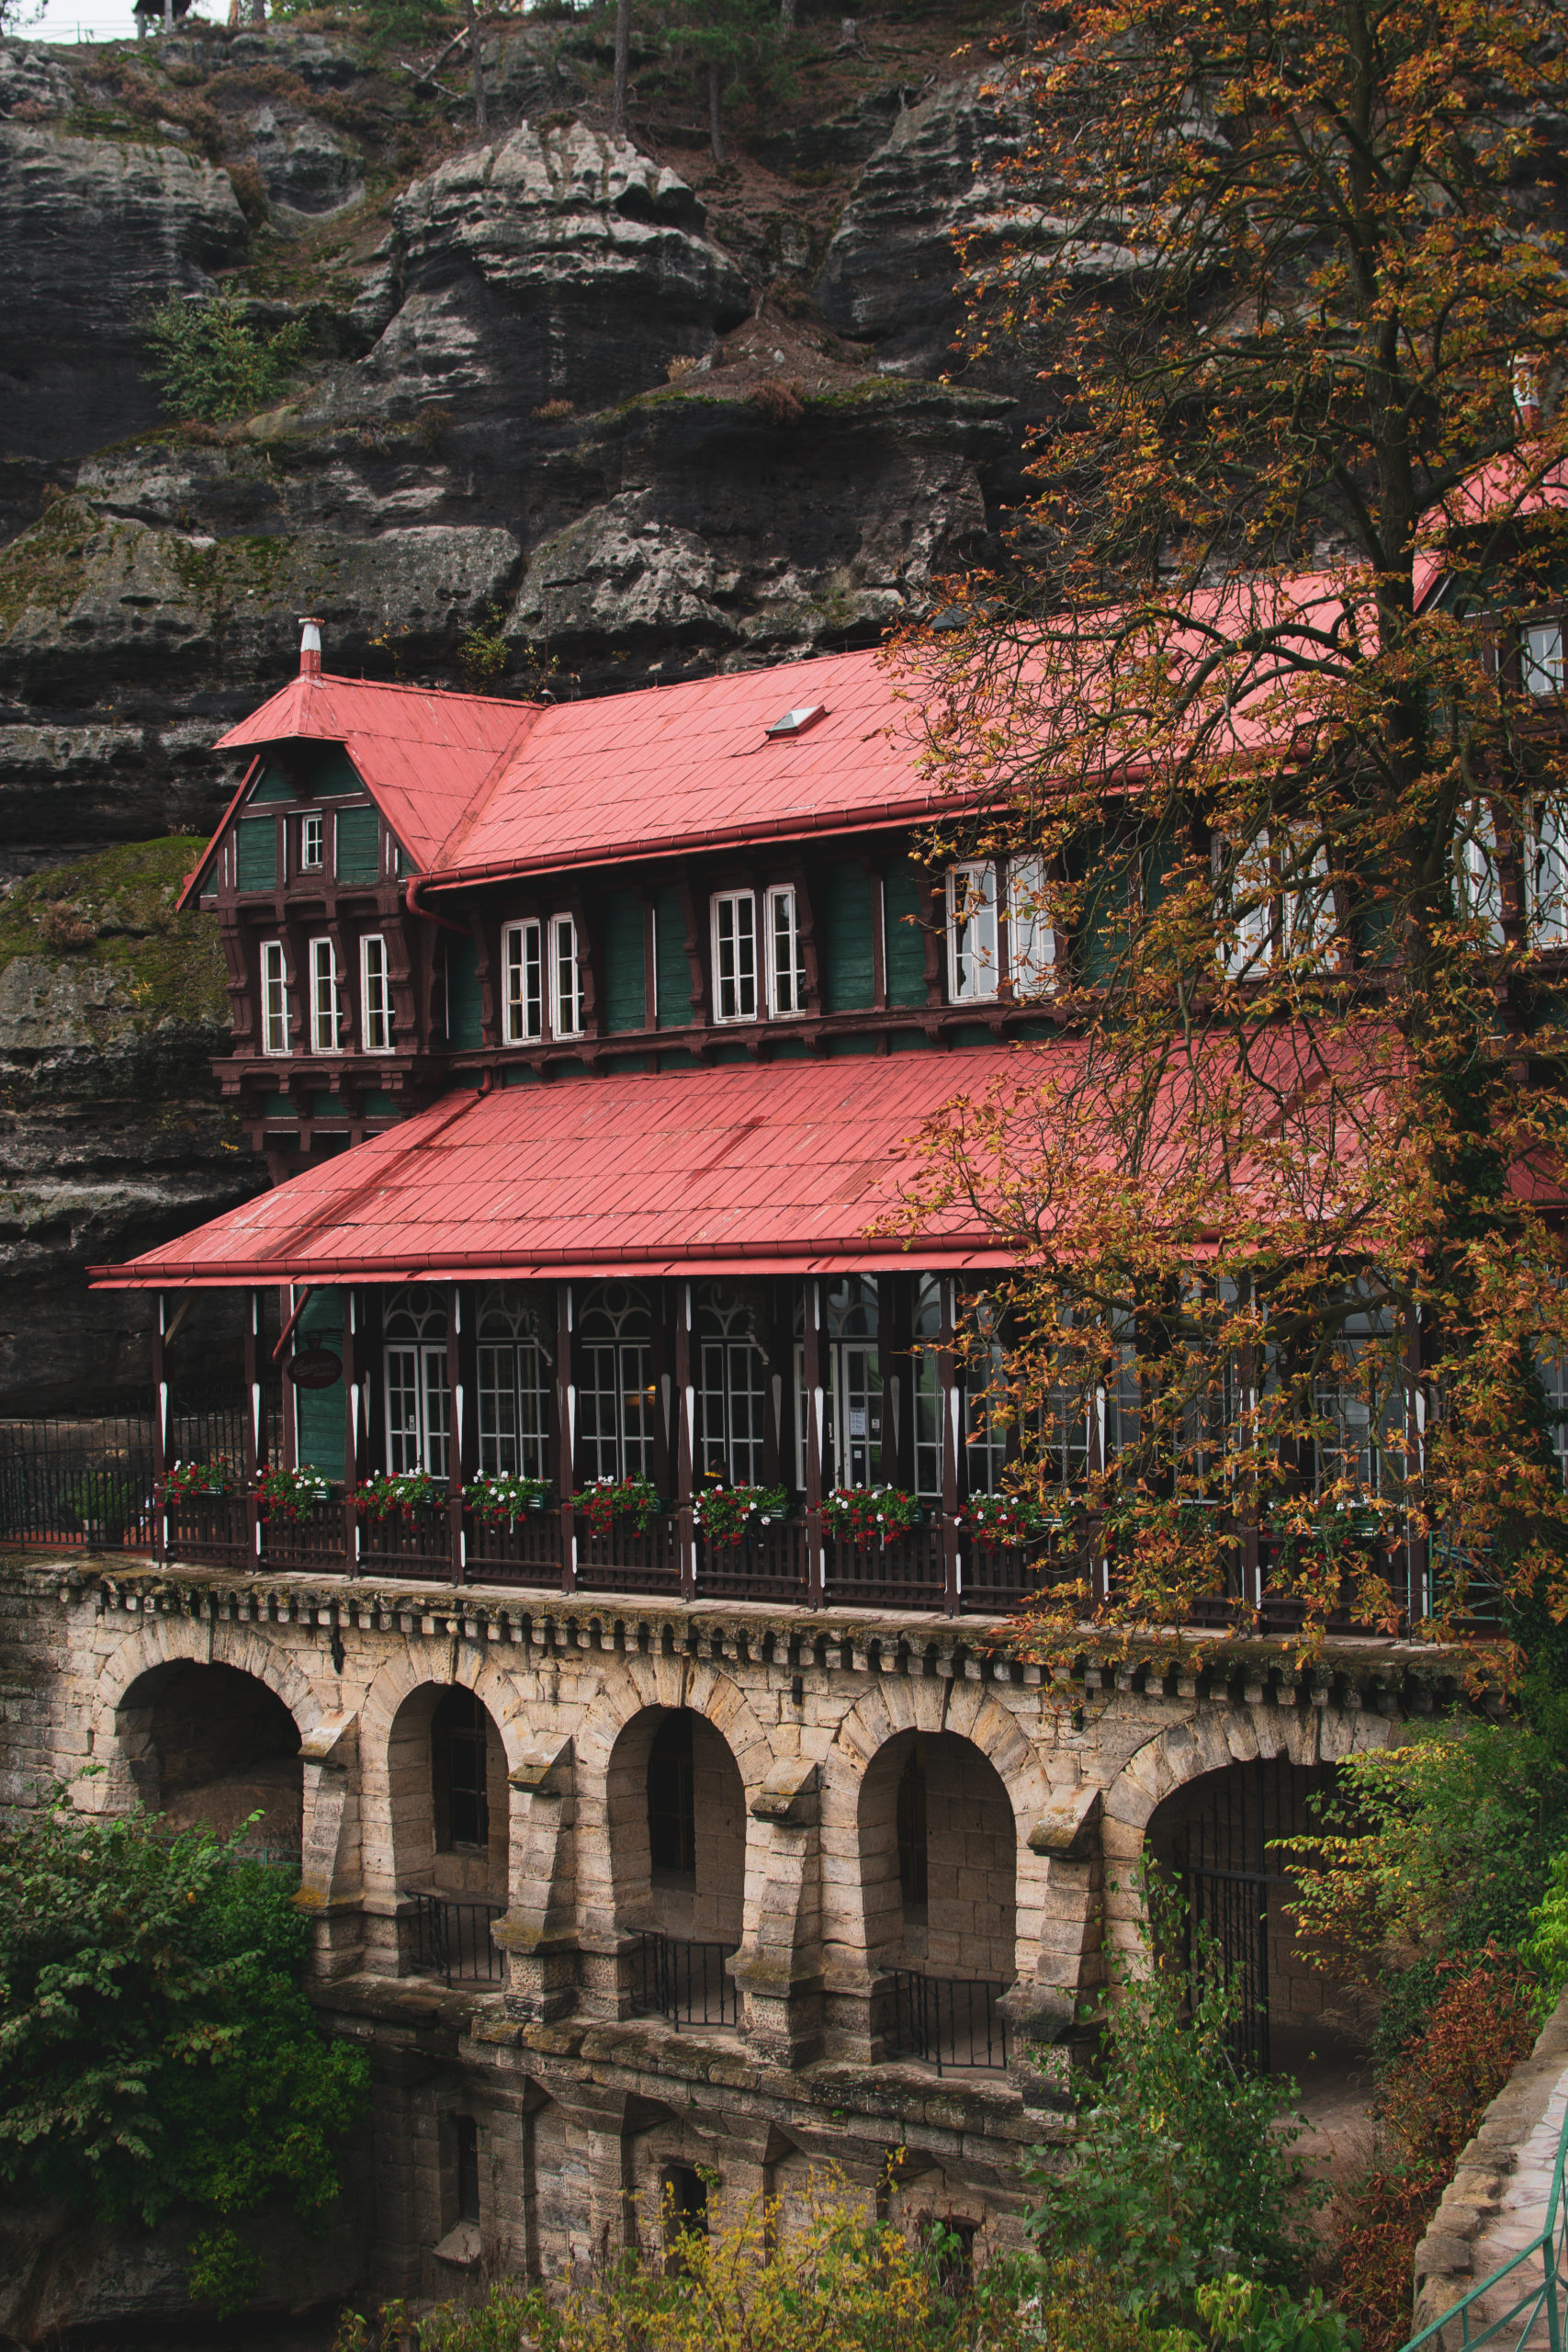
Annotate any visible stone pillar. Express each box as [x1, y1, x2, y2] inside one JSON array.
[[297, 1712, 365, 1979], [733, 1758, 821, 2067], [555, 2088, 636, 2256], [1001, 1785, 1104, 2054]]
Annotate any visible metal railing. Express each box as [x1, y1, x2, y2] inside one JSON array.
[[408, 1891, 506, 1987], [0, 1405, 278, 1553], [887, 1969, 1010, 2075], [1395, 2098, 1568, 2352], [630, 1932, 739, 2030]]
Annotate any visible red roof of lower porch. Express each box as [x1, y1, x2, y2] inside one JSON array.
[[92, 1048, 1032, 1288]]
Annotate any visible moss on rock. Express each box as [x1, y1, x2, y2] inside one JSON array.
[[0, 836, 228, 1042]]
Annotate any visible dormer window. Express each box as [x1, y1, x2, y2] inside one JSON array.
[[1524, 620, 1565, 699], [260, 939, 289, 1056], [299, 813, 324, 873], [947, 862, 998, 1002], [712, 890, 758, 1023]]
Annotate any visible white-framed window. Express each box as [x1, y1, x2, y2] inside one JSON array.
[[1215, 829, 1336, 977], [712, 890, 758, 1023], [1007, 854, 1056, 995], [576, 1283, 654, 1482], [765, 884, 807, 1017], [361, 933, 393, 1053], [299, 812, 324, 873], [259, 938, 288, 1056], [1454, 802, 1505, 945], [1523, 619, 1565, 699], [383, 1290, 449, 1478], [946, 862, 998, 1002], [308, 935, 338, 1053], [502, 919, 544, 1045], [477, 1288, 550, 1478], [549, 913, 584, 1038], [1529, 801, 1568, 948]]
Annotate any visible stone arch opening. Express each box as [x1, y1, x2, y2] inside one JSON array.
[[858, 1729, 1017, 1981], [606, 1704, 746, 1946], [388, 1681, 509, 1903], [1144, 1752, 1367, 2070], [117, 1660, 302, 1862]]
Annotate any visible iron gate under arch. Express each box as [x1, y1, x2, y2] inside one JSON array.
[[1176, 1754, 1334, 2072]]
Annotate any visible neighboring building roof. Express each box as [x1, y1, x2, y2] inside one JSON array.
[[93, 1048, 1028, 1287]]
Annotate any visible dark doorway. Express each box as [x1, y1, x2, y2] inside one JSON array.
[[649, 1711, 695, 1882], [433, 1688, 491, 1852], [1172, 1756, 1334, 2070]]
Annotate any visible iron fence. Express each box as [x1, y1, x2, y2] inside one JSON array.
[[887, 1970, 1010, 2074], [408, 1891, 506, 1986], [1395, 2096, 1568, 2352], [0, 1404, 280, 1553], [630, 1932, 739, 2030]]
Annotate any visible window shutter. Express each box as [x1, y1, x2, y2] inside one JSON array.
[[446, 935, 483, 1049], [603, 892, 647, 1033], [884, 864, 928, 1007], [335, 804, 380, 883], [654, 886, 690, 1030], [235, 816, 278, 892], [821, 863, 874, 1012]]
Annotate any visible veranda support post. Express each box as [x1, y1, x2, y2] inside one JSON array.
[[244, 1287, 264, 1569], [675, 1278, 696, 1601], [940, 1278, 961, 1616], [447, 1281, 468, 1588], [343, 1287, 360, 1577], [152, 1291, 169, 1561], [804, 1276, 825, 1608], [557, 1280, 576, 1594]]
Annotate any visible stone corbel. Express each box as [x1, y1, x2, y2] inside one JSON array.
[[733, 1759, 821, 2067], [296, 1713, 363, 1978], [1004, 1785, 1105, 2058], [495, 1735, 577, 2021]]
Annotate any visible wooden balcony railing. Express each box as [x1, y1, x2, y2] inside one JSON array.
[[146, 1488, 1461, 1634]]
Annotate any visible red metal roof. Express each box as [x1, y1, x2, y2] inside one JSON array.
[[93, 1048, 1029, 1288], [213, 673, 543, 874]]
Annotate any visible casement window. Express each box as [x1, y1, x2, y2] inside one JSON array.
[[697, 1288, 768, 1485], [383, 1289, 449, 1476], [946, 862, 999, 1002], [1214, 829, 1335, 977], [576, 1283, 655, 1481], [764, 884, 807, 1016], [1454, 802, 1505, 945], [308, 936, 339, 1053], [502, 919, 544, 1045], [360, 933, 394, 1053], [712, 889, 759, 1022], [1006, 854, 1056, 995], [1529, 802, 1568, 948], [259, 938, 289, 1056], [477, 1288, 551, 1478], [549, 912, 584, 1038], [1523, 619, 1565, 700], [299, 812, 324, 873]]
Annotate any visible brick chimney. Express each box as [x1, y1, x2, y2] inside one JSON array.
[[299, 616, 323, 679]]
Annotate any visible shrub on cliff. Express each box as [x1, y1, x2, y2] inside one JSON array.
[[0, 1779, 369, 2314], [1026, 1875, 1323, 2321], [144, 291, 310, 424]]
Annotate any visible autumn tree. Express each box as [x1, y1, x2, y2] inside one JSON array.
[[889, 0, 1568, 1659]]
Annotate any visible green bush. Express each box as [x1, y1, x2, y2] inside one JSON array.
[[1026, 1874, 1323, 2321], [0, 1781, 369, 2313], [143, 292, 310, 424]]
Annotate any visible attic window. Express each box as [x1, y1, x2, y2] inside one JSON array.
[[764, 704, 828, 739]]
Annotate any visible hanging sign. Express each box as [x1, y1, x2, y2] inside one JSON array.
[[287, 1345, 342, 1389]]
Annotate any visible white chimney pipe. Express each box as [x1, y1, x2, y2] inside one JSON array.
[[299, 616, 323, 679]]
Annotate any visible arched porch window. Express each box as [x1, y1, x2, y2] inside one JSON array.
[[476, 1286, 551, 1479], [795, 1277, 881, 1489], [577, 1283, 656, 1482], [697, 1284, 767, 1486], [384, 1289, 449, 1476]]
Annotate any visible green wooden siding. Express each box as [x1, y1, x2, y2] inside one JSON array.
[[248, 765, 294, 802], [235, 815, 277, 892], [446, 935, 483, 1049], [1071, 830, 1132, 985], [884, 863, 929, 1006], [313, 748, 361, 796], [293, 1291, 344, 1476], [655, 888, 691, 1030], [335, 803, 380, 883], [821, 863, 874, 1013], [603, 893, 647, 1033]]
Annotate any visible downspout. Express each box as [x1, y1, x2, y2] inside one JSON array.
[[405, 876, 470, 935]]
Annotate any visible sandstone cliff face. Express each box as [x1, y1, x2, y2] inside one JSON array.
[[0, 12, 1028, 1402]]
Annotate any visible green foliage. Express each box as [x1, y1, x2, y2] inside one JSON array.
[[0, 1781, 369, 2314], [1280, 1720, 1568, 2058], [1027, 1874, 1322, 2321], [1523, 1850, 1568, 2015], [143, 293, 310, 425], [352, 0, 457, 53], [1195, 2275, 1358, 2352], [458, 602, 511, 692]]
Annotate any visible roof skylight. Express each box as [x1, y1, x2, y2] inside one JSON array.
[[764, 703, 828, 738]]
